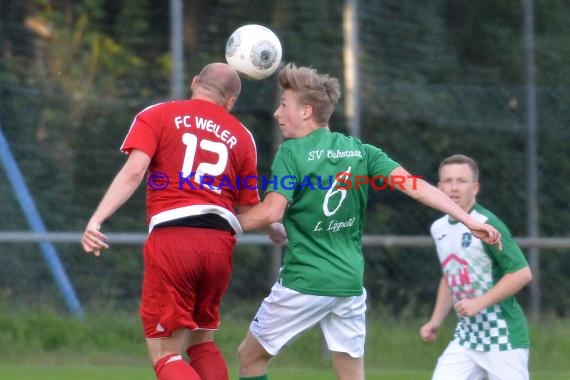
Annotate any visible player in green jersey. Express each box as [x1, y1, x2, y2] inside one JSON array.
[[236, 64, 502, 380], [420, 154, 532, 380]]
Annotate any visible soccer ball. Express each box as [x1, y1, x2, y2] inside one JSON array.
[[225, 24, 282, 80]]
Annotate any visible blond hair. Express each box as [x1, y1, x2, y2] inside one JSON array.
[[278, 63, 341, 125]]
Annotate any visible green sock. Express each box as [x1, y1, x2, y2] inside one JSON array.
[[239, 375, 268, 380]]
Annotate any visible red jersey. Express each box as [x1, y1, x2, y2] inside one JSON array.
[[121, 99, 260, 233]]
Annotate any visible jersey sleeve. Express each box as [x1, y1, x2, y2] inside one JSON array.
[[484, 216, 529, 273], [266, 143, 297, 201], [364, 144, 400, 177], [120, 105, 162, 157]]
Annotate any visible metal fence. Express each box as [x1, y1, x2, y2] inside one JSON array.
[[0, 1, 568, 320], [1, 232, 569, 321]]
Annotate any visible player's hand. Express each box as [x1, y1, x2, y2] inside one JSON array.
[[467, 221, 502, 251], [419, 321, 439, 343], [267, 222, 287, 245], [454, 298, 483, 317], [81, 219, 109, 257]]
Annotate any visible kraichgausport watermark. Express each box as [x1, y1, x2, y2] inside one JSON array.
[[147, 172, 421, 192]]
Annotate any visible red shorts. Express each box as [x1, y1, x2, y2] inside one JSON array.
[[140, 227, 235, 338]]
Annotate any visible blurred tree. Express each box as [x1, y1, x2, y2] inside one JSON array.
[[0, 0, 567, 315]]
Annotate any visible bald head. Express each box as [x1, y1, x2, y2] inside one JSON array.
[[191, 63, 241, 110]]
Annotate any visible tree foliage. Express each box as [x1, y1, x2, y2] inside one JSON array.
[[0, 0, 568, 316]]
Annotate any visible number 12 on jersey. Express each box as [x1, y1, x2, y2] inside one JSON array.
[[181, 132, 229, 194]]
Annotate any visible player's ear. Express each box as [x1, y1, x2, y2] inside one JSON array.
[[303, 105, 313, 120], [190, 75, 199, 92], [226, 95, 237, 111]]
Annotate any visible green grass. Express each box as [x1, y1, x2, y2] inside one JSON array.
[[0, 308, 569, 379], [0, 365, 568, 380], [0, 365, 152, 380]]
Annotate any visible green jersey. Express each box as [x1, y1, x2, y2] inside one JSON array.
[[430, 204, 530, 351], [267, 128, 400, 296]]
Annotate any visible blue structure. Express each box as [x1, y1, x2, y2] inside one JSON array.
[[0, 126, 84, 319]]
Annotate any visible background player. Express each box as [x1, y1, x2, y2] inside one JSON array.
[[81, 62, 279, 380], [235, 63, 502, 380], [420, 154, 532, 380]]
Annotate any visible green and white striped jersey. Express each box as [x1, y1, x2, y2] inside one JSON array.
[[431, 204, 530, 351]]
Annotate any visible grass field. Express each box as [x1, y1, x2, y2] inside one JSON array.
[[1, 365, 569, 380], [0, 308, 569, 379]]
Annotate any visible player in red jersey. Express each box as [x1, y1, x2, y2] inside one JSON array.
[[81, 63, 280, 380]]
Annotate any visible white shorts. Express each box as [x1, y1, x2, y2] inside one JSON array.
[[249, 282, 367, 358], [432, 340, 529, 380]]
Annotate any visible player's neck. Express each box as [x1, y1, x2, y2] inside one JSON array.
[[448, 200, 476, 223], [297, 124, 328, 138], [464, 200, 476, 213]]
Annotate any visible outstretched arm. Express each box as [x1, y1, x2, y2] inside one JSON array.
[[238, 191, 288, 231], [391, 166, 502, 249], [237, 202, 287, 244], [81, 149, 150, 256], [420, 277, 453, 343]]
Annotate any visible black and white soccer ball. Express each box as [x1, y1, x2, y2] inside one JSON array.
[[225, 24, 282, 80]]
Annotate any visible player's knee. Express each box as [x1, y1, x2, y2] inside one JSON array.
[[236, 340, 249, 365], [237, 340, 262, 368], [187, 329, 215, 347], [237, 333, 273, 369]]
